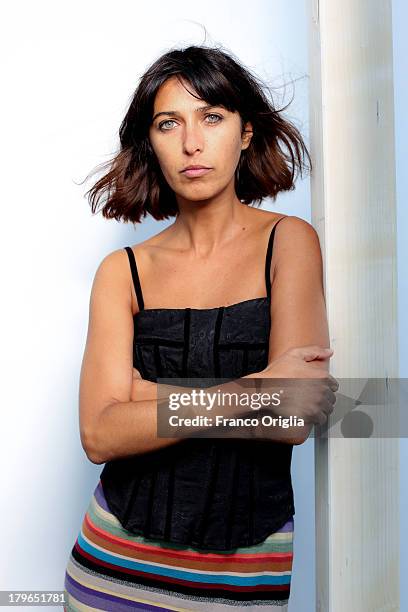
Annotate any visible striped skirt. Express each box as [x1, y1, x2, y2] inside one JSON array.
[[63, 480, 294, 611]]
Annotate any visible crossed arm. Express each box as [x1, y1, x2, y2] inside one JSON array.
[[79, 216, 332, 463]]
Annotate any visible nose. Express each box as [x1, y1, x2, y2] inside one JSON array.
[[182, 121, 205, 154]]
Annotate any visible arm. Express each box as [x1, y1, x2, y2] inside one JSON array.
[[78, 248, 183, 465], [254, 215, 332, 444], [118, 216, 332, 450], [83, 219, 331, 464], [80, 249, 272, 465]]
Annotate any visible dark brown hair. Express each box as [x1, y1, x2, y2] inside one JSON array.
[[85, 44, 312, 224]]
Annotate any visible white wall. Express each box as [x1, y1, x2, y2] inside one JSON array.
[[0, 2, 313, 610]]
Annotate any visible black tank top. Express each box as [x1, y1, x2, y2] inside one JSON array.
[[100, 216, 295, 551]]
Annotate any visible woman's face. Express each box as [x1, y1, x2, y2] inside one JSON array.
[[148, 76, 253, 204]]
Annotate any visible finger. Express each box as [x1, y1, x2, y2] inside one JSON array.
[[321, 390, 336, 411], [322, 375, 339, 392], [328, 375, 339, 392]]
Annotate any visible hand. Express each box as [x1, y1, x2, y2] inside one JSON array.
[[259, 345, 338, 426]]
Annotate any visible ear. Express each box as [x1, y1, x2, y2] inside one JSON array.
[[241, 121, 253, 150]]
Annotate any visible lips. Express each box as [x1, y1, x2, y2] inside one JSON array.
[[181, 166, 212, 178]]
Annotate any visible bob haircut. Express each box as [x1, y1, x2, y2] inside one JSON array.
[[86, 44, 312, 224]]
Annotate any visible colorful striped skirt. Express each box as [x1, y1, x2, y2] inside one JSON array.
[[63, 480, 294, 611]]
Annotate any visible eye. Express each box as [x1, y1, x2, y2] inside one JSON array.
[[157, 114, 223, 132], [158, 119, 177, 131], [206, 113, 223, 123]]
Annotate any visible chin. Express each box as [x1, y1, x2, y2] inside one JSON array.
[[177, 187, 219, 202]]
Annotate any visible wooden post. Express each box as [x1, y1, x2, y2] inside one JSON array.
[[307, 0, 399, 610]]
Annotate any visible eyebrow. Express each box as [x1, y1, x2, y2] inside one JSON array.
[[151, 104, 223, 123]]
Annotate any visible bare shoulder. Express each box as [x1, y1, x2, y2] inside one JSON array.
[[263, 215, 323, 290], [93, 228, 175, 315], [240, 206, 291, 238], [269, 217, 324, 305], [85, 249, 133, 324], [94, 247, 133, 286], [271, 215, 322, 258], [272, 214, 318, 233], [96, 225, 171, 275], [251, 210, 319, 250]]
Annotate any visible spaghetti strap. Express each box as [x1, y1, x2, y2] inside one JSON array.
[[264, 216, 286, 299], [124, 246, 145, 311]]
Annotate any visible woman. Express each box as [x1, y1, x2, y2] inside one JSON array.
[[64, 45, 337, 611]]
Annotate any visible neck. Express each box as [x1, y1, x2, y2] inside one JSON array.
[[172, 194, 250, 254]]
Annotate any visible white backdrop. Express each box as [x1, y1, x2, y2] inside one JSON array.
[[0, 1, 314, 610], [393, 0, 408, 608]]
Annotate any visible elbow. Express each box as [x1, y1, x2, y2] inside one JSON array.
[[286, 425, 313, 445], [88, 451, 106, 465], [81, 428, 106, 465], [292, 425, 312, 446], [291, 436, 308, 446], [280, 435, 308, 445]]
